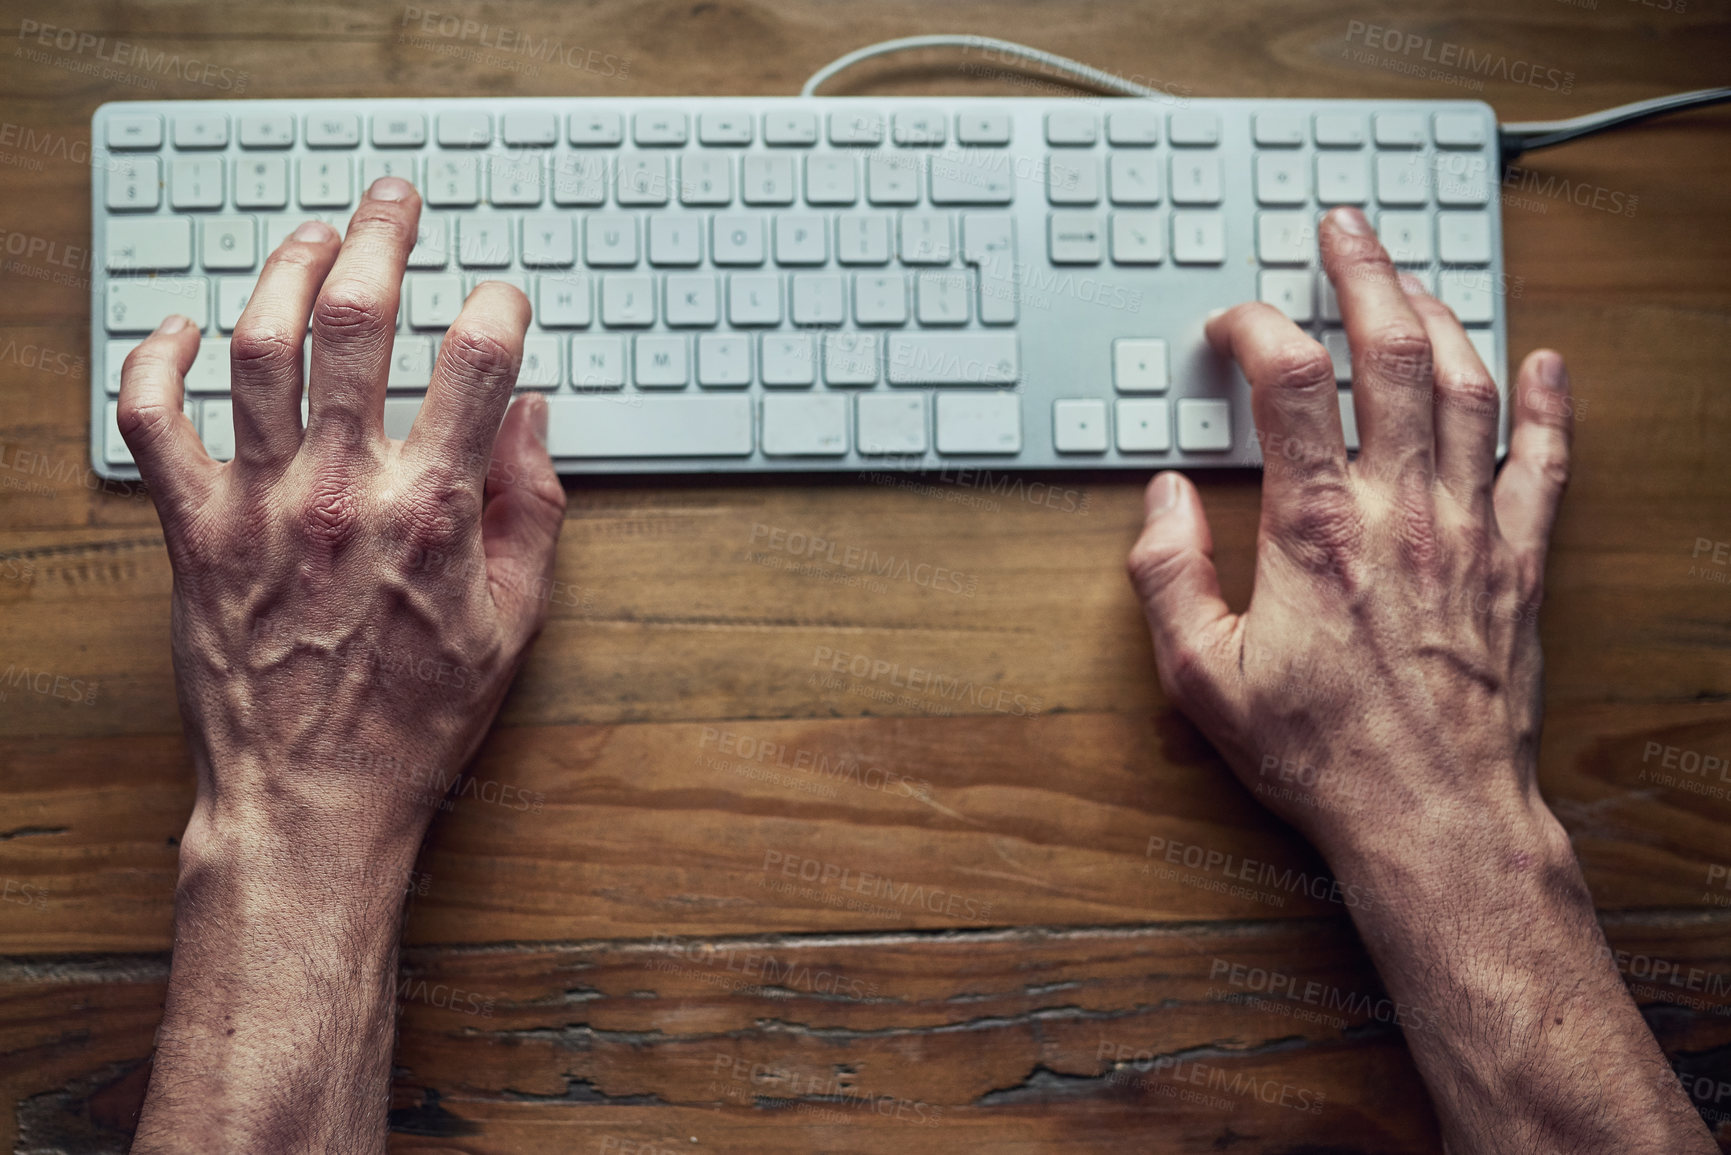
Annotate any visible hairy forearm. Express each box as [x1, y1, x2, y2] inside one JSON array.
[[1332, 798, 1713, 1155], [132, 803, 420, 1154]]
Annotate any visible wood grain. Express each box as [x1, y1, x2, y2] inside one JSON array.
[[1, 0, 1730, 1150]]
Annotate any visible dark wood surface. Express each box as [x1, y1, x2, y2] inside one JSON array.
[[3, 1, 1730, 1150]]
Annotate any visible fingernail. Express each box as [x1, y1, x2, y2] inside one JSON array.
[[156, 315, 189, 334], [1149, 472, 1182, 517], [367, 176, 413, 202], [530, 395, 549, 446], [1333, 207, 1372, 236], [1205, 307, 1229, 322], [292, 220, 335, 242], [1538, 352, 1567, 391]]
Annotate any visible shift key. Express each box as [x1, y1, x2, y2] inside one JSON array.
[[105, 278, 208, 334]]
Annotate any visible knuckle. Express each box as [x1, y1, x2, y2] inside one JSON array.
[[396, 468, 482, 551], [344, 200, 416, 251], [1279, 485, 1368, 575], [230, 323, 301, 378], [1364, 326, 1432, 385], [1265, 341, 1336, 394], [312, 284, 394, 344], [296, 469, 363, 549], [1436, 368, 1500, 417], [442, 325, 520, 386], [115, 395, 175, 445]]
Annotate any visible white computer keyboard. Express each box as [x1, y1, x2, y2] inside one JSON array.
[[88, 97, 1507, 479]]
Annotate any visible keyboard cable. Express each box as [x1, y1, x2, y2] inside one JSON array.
[[800, 35, 1731, 162]]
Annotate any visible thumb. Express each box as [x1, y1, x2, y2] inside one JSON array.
[[1126, 472, 1234, 703], [481, 394, 567, 641]]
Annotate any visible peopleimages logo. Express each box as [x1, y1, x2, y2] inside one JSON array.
[[1344, 20, 1575, 93]]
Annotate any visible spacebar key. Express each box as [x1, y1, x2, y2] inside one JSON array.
[[887, 334, 1019, 385], [545, 395, 753, 457]]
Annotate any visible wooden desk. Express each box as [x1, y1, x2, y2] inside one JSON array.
[[2, 2, 1729, 1150]]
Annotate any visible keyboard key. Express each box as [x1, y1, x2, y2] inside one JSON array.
[[1113, 339, 1168, 393], [742, 155, 797, 204], [427, 155, 481, 206], [650, 217, 704, 267], [635, 334, 689, 387], [929, 152, 1013, 204], [184, 338, 232, 394], [545, 395, 753, 457], [1045, 110, 1097, 145], [489, 154, 543, 205], [537, 274, 592, 327], [299, 157, 352, 207], [1172, 211, 1226, 264], [306, 114, 361, 148], [1116, 398, 1170, 452], [407, 275, 463, 328], [457, 215, 511, 267], [1047, 155, 1099, 205], [1374, 113, 1425, 147], [107, 114, 162, 150], [763, 110, 819, 146], [792, 273, 845, 325], [805, 154, 858, 205], [828, 110, 885, 146], [762, 333, 815, 385], [1254, 111, 1305, 146], [217, 278, 253, 331], [1375, 153, 1430, 205], [1107, 154, 1161, 205], [601, 274, 655, 326], [1437, 212, 1492, 264], [1048, 212, 1102, 265], [823, 332, 879, 385], [437, 111, 492, 147], [504, 111, 558, 147], [956, 111, 1011, 146], [106, 157, 160, 211], [680, 154, 733, 205], [104, 401, 133, 465], [238, 113, 295, 149], [170, 158, 224, 209], [1313, 113, 1366, 148], [1433, 112, 1487, 148], [231, 156, 288, 210], [107, 217, 193, 272], [935, 392, 1020, 453], [729, 274, 782, 325], [899, 213, 952, 264], [700, 112, 754, 145], [408, 216, 449, 269], [858, 393, 927, 454], [1322, 329, 1351, 381], [1170, 154, 1222, 205], [383, 397, 423, 440], [570, 336, 625, 387], [1258, 269, 1314, 322], [617, 154, 670, 205], [201, 217, 256, 271], [888, 334, 1018, 385], [892, 110, 946, 146], [552, 155, 606, 205], [371, 112, 426, 147], [866, 155, 920, 205], [1338, 390, 1358, 451], [633, 110, 689, 146], [1316, 152, 1369, 205], [387, 336, 436, 388], [915, 271, 969, 326], [1110, 211, 1164, 265], [774, 215, 827, 265], [698, 334, 751, 386], [1053, 399, 1108, 453], [1466, 329, 1502, 386], [713, 215, 765, 265], [838, 216, 893, 266], [1376, 211, 1431, 264], [961, 215, 1017, 324], [1177, 398, 1232, 451], [518, 336, 561, 388], [1168, 111, 1220, 146], [664, 274, 719, 326], [1256, 212, 1314, 265], [1438, 269, 1494, 324], [853, 273, 907, 325], [1435, 153, 1490, 206], [173, 114, 228, 149], [585, 214, 639, 265], [201, 399, 236, 461], [521, 215, 575, 267], [105, 277, 208, 334], [568, 111, 623, 146], [362, 155, 419, 189], [762, 393, 847, 455], [1254, 153, 1308, 205], [1106, 109, 1160, 146]]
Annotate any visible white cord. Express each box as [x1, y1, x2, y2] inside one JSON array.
[[799, 35, 1167, 99], [1500, 86, 1731, 155]]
